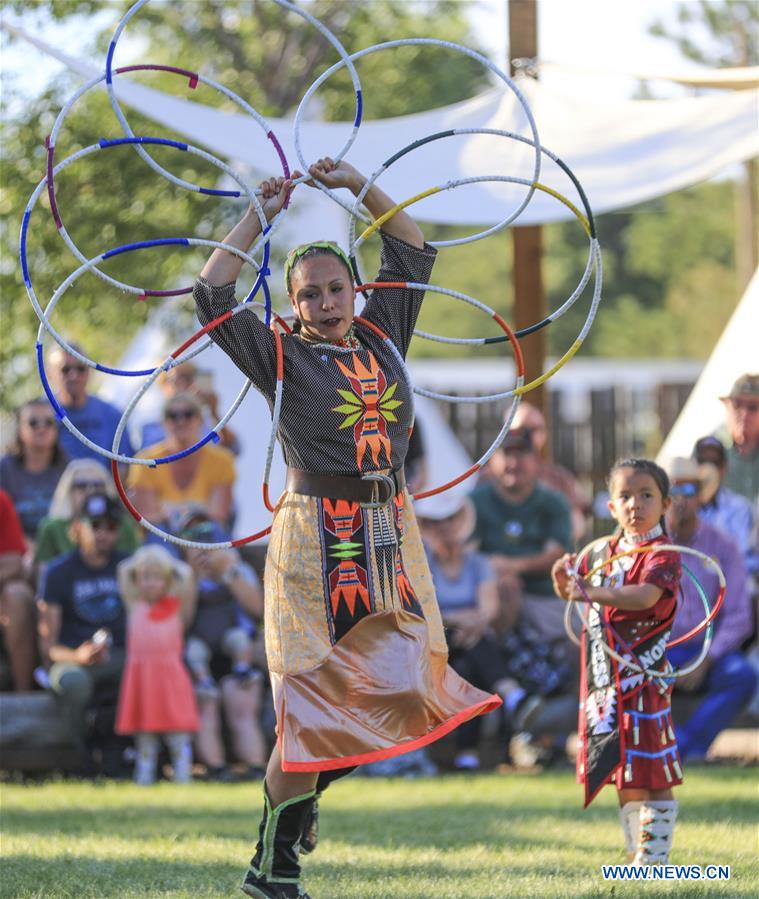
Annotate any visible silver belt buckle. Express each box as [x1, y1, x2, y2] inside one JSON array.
[[360, 472, 396, 509]]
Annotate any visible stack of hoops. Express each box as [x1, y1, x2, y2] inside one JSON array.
[[22, 0, 600, 555], [21, 0, 722, 676]]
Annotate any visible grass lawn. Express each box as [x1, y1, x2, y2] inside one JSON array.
[[1, 767, 757, 898]]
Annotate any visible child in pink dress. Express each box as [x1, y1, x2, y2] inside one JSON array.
[[116, 546, 199, 784]]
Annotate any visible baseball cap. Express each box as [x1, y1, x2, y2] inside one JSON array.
[[77, 492, 122, 522], [720, 374, 759, 401], [500, 427, 535, 453], [693, 435, 726, 463], [175, 504, 228, 543]]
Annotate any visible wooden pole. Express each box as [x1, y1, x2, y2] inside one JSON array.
[[508, 0, 547, 423]]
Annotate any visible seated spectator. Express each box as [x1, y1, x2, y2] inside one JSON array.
[[0, 491, 36, 690], [717, 374, 759, 503], [511, 402, 591, 543], [35, 459, 141, 566], [419, 490, 544, 770], [470, 427, 574, 649], [693, 435, 758, 581], [179, 510, 267, 780], [140, 362, 240, 455], [47, 344, 134, 463], [37, 493, 129, 763], [128, 393, 235, 531], [404, 420, 429, 495], [0, 398, 68, 548], [665, 457, 757, 762]]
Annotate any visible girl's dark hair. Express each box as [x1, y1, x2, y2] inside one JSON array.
[[9, 398, 66, 466], [608, 457, 670, 532]]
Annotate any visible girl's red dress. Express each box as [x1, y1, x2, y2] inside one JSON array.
[[578, 534, 682, 805], [116, 596, 199, 734]]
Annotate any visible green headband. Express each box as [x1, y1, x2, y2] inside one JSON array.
[[284, 241, 354, 294]]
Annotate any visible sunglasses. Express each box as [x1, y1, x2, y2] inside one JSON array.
[[61, 364, 87, 375], [26, 417, 56, 429], [73, 480, 105, 491], [670, 482, 698, 498], [88, 518, 120, 532], [181, 522, 216, 541], [166, 409, 198, 421], [731, 400, 759, 413]]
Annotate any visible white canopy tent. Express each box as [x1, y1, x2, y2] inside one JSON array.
[[658, 268, 759, 464], [4, 21, 759, 227]]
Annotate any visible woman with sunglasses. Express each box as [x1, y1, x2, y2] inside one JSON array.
[[0, 399, 68, 546], [126, 392, 235, 531], [35, 459, 141, 566], [195, 158, 500, 899]]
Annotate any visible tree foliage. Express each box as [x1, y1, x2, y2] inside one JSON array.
[[0, 1, 745, 413], [1, 0, 489, 410], [649, 0, 758, 67]]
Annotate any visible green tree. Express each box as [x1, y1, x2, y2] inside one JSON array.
[[649, 0, 758, 67], [649, 0, 757, 290], [1, 0, 490, 410]]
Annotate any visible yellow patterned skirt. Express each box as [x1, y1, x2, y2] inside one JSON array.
[[264, 487, 501, 771]]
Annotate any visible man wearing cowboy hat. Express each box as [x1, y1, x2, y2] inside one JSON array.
[[665, 457, 756, 762], [718, 374, 759, 504]]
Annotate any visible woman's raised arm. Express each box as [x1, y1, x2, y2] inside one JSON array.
[[200, 176, 297, 286], [306, 158, 425, 249]]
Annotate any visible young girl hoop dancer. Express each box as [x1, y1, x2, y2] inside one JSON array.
[[552, 459, 682, 865], [115, 545, 200, 785]]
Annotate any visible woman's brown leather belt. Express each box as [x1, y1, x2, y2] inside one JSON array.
[[285, 467, 406, 508]]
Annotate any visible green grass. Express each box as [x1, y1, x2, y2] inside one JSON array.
[[1, 769, 757, 898]]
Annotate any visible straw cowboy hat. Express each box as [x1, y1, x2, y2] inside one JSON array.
[[415, 489, 477, 543], [665, 456, 721, 506]]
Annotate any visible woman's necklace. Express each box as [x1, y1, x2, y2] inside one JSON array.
[[298, 323, 362, 350]]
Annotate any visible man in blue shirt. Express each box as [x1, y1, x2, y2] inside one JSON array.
[[38, 493, 128, 759], [694, 435, 758, 580], [48, 344, 134, 463]]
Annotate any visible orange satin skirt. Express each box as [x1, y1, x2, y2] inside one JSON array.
[[264, 488, 501, 772]]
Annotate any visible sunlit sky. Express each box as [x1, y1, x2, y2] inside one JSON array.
[[1, 1, 711, 107]]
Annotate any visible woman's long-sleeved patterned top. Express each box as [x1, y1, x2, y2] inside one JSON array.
[[193, 232, 436, 475]]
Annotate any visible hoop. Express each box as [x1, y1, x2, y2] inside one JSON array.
[[351, 288, 525, 499], [295, 37, 541, 233], [23, 138, 272, 354], [564, 540, 725, 682], [109, 301, 292, 549], [348, 178, 601, 401], [347, 127, 596, 343], [45, 72, 282, 303], [102, 0, 289, 199], [21, 0, 606, 552], [33, 239, 271, 465]]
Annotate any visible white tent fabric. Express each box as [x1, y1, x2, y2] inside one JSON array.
[[539, 61, 759, 90], [658, 267, 759, 464], [5, 21, 758, 227]]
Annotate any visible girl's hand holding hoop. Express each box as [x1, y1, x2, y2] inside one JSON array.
[[551, 553, 575, 601]]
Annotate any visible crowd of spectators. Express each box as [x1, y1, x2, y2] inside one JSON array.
[[1, 370, 756, 781]]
